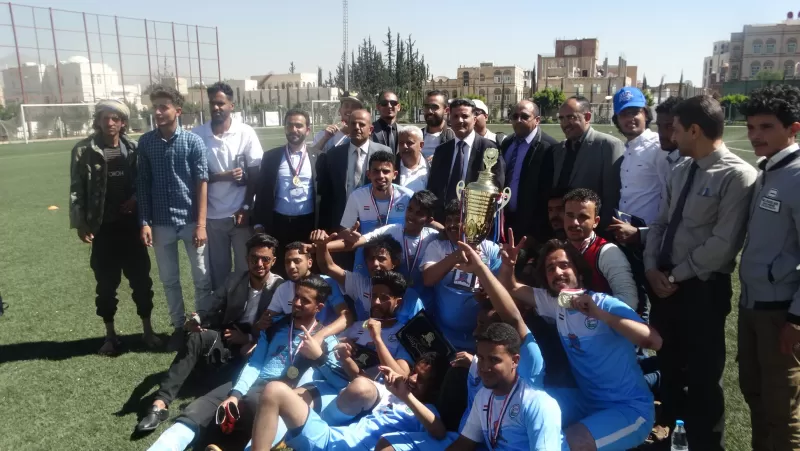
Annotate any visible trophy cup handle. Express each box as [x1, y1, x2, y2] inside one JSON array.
[[496, 187, 512, 212], [455, 180, 466, 201]]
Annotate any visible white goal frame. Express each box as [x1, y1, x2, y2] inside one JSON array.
[[20, 103, 94, 144]]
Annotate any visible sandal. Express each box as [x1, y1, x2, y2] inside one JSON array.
[[98, 337, 122, 356], [645, 425, 670, 444]]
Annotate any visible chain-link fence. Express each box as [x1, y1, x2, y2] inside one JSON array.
[[0, 2, 220, 143]]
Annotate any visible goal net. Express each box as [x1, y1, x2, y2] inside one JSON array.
[[310, 100, 343, 139], [20, 103, 95, 144]]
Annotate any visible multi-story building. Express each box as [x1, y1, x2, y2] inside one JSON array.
[[1, 56, 142, 107], [536, 38, 636, 103], [423, 62, 527, 117], [728, 13, 800, 81], [186, 79, 339, 106], [702, 40, 730, 91]]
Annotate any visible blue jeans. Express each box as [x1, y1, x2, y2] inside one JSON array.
[[152, 223, 213, 328]]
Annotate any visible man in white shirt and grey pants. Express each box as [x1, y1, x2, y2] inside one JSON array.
[[194, 82, 263, 290]]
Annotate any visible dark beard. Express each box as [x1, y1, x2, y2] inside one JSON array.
[[425, 115, 444, 127]]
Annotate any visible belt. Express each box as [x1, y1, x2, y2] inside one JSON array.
[[751, 300, 792, 311], [273, 212, 314, 223]]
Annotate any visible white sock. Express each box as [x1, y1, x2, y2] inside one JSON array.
[[146, 422, 195, 451]]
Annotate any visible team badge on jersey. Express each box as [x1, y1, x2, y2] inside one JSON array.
[[585, 317, 599, 330], [509, 404, 520, 419]]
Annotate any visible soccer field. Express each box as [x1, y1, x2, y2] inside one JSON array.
[[0, 125, 754, 450]]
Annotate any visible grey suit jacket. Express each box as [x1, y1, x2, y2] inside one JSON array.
[[317, 140, 392, 231], [553, 127, 624, 229]]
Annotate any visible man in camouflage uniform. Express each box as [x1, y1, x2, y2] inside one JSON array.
[[69, 99, 159, 355]]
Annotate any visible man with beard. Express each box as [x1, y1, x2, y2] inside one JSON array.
[[427, 99, 505, 222], [147, 276, 340, 451], [194, 82, 263, 290], [396, 125, 430, 193], [505, 239, 661, 451], [252, 109, 320, 277], [311, 91, 363, 152], [137, 85, 212, 351], [371, 90, 401, 155], [553, 96, 623, 232], [563, 188, 638, 309], [501, 100, 559, 244], [136, 233, 284, 433], [421, 90, 455, 160], [317, 109, 392, 232], [70, 99, 158, 355]]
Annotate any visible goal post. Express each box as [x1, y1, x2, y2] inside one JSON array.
[[20, 103, 95, 144], [310, 100, 343, 139]]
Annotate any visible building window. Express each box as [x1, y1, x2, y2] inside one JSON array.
[[611, 84, 617, 94], [593, 84, 600, 93], [462, 71, 469, 87], [493, 70, 501, 83], [731, 66, 739, 79], [479, 74, 485, 82], [763, 60, 775, 72], [751, 61, 761, 76], [765, 39, 776, 54], [564, 44, 577, 56], [786, 60, 796, 77], [576, 84, 584, 95], [493, 87, 501, 102], [479, 89, 486, 97], [789, 39, 797, 53], [753, 39, 762, 54], [503, 70, 511, 83]]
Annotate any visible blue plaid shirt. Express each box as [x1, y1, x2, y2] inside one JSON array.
[[136, 127, 209, 227]]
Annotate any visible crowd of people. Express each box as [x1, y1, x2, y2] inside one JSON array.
[[68, 80, 800, 451]]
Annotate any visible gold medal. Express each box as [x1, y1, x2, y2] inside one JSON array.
[[362, 320, 370, 329], [287, 365, 300, 379], [292, 175, 301, 186]]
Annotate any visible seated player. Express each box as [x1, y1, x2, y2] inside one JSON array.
[[260, 241, 352, 339], [377, 241, 554, 451], [339, 150, 415, 276], [312, 230, 423, 322], [248, 358, 447, 451], [147, 276, 341, 451], [244, 270, 417, 450], [136, 233, 284, 433], [505, 239, 662, 451], [328, 190, 440, 288], [421, 199, 502, 352]]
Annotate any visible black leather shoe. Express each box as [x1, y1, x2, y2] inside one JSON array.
[[136, 405, 169, 432]]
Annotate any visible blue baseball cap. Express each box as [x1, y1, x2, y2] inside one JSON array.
[[613, 87, 646, 114]]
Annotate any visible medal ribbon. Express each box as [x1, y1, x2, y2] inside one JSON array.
[[403, 234, 424, 275], [486, 376, 521, 448], [370, 185, 395, 227], [288, 318, 317, 365], [284, 145, 307, 180]]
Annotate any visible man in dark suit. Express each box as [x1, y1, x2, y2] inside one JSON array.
[[370, 90, 400, 155], [135, 233, 283, 433], [317, 109, 392, 232], [252, 109, 321, 276], [427, 98, 505, 222], [501, 100, 559, 244], [553, 96, 624, 231]]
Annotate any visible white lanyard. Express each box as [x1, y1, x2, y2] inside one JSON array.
[[370, 186, 395, 227]]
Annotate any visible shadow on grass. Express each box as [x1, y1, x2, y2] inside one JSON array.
[[0, 332, 171, 364]]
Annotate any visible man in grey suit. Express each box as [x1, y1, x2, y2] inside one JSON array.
[[553, 96, 624, 232], [317, 109, 392, 232]]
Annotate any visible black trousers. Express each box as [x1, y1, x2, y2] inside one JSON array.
[[435, 366, 469, 432], [156, 329, 241, 405], [650, 274, 732, 451], [90, 216, 153, 322], [269, 213, 316, 278], [177, 379, 266, 436]]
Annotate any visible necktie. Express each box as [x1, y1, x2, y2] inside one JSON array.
[[388, 124, 397, 154], [657, 162, 699, 270], [447, 141, 466, 199], [505, 138, 526, 182], [353, 148, 363, 190]]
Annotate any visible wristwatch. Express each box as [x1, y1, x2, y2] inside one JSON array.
[[242, 205, 250, 211], [667, 273, 676, 284]]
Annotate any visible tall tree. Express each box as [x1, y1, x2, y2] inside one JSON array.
[[327, 70, 334, 88], [657, 75, 665, 104], [317, 66, 323, 86], [678, 71, 684, 97], [290, 61, 296, 74], [384, 28, 394, 80], [642, 74, 648, 92]]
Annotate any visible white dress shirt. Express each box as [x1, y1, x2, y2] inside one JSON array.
[[421, 130, 442, 159], [399, 155, 429, 193], [450, 130, 476, 183], [346, 140, 370, 196], [619, 129, 662, 225], [275, 145, 314, 216], [765, 143, 800, 170], [194, 120, 263, 219]]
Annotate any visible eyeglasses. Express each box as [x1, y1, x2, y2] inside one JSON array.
[[250, 255, 273, 264], [379, 99, 399, 107], [423, 103, 441, 111]]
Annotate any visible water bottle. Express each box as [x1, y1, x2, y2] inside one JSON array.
[[671, 419, 688, 450]]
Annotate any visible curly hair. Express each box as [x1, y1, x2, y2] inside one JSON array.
[[149, 84, 185, 108], [655, 96, 684, 115], [739, 84, 800, 127], [535, 239, 592, 290], [563, 187, 602, 216]]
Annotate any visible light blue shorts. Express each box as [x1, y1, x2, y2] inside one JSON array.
[[285, 407, 350, 451], [380, 431, 460, 451], [549, 388, 653, 451]]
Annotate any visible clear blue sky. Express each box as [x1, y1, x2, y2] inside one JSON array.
[[6, 0, 800, 86]]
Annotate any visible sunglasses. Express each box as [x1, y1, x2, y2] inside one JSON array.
[[379, 99, 399, 107], [250, 255, 273, 264]]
